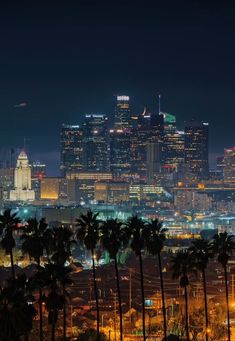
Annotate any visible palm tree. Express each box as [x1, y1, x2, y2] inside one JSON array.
[[0, 209, 21, 279], [76, 210, 101, 341], [51, 226, 75, 341], [44, 263, 65, 341], [212, 232, 235, 341], [145, 219, 167, 340], [125, 215, 147, 341], [100, 219, 128, 341], [0, 274, 36, 341], [189, 239, 212, 341], [21, 217, 54, 341], [171, 250, 194, 341]]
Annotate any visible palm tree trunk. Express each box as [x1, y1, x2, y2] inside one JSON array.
[[158, 252, 167, 340], [63, 284, 66, 341], [51, 315, 55, 341], [202, 269, 209, 341], [184, 285, 189, 341], [114, 255, 123, 341], [91, 248, 100, 341], [224, 266, 231, 341], [39, 288, 43, 341], [139, 253, 146, 341], [10, 249, 15, 279], [37, 260, 43, 341]]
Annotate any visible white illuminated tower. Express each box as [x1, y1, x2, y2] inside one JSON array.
[[114, 95, 131, 129], [10, 151, 35, 201]]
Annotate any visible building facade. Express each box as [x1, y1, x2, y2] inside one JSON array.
[[184, 120, 209, 179], [10, 151, 35, 201], [83, 114, 110, 171], [60, 124, 84, 177], [114, 95, 132, 129], [224, 147, 235, 184]]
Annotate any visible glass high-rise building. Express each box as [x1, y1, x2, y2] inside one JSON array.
[[184, 120, 209, 179], [109, 129, 131, 177], [130, 108, 152, 177], [83, 114, 110, 172], [223, 147, 235, 184], [162, 113, 184, 169], [114, 95, 132, 129], [60, 124, 84, 177]]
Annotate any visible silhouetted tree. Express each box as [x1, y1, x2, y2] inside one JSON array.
[[171, 250, 194, 341], [0, 209, 21, 279], [76, 211, 101, 341], [189, 239, 212, 341], [51, 226, 75, 341], [212, 232, 235, 341], [21, 217, 54, 341], [126, 215, 147, 341], [145, 219, 167, 340], [44, 263, 65, 341], [100, 219, 128, 341], [0, 274, 36, 341]]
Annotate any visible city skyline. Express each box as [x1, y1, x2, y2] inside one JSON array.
[[0, 94, 233, 175], [0, 1, 235, 174]]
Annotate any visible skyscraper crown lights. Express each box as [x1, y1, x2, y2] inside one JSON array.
[[117, 95, 129, 101]]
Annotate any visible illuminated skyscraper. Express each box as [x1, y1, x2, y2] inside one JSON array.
[[83, 114, 110, 171], [32, 161, 46, 178], [131, 107, 152, 177], [110, 129, 131, 177], [114, 95, 131, 129], [223, 147, 235, 184], [184, 120, 209, 179], [60, 124, 84, 177], [162, 113, 184, 169]]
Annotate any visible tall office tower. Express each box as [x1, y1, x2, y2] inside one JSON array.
[[146, 141, 162, 181], [10, 151, 35, 201], [83, 114, 110, 171], [114, 95, 132, 129], [109, 129, 131, 178], [216, 155, 224, 177], [32, 161, 46, 178], [162, 113, 184, 169], [130, 107, 152, 178], [223, 147, 235, 184], [150, 111, 164, 140], [184, 120, 209, 179], [60, 124, 84, 177], [31, 161, 47, 200]]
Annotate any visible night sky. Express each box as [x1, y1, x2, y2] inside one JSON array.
[[0, 0, 235, 174]]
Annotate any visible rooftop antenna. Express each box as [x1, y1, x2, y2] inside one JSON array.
[[158, 94, 161, 114]]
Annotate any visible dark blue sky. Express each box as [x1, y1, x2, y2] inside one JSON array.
[[0, 0, 235, 174]]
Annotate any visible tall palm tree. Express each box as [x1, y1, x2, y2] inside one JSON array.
[[100, 219, 128, 341], [144, 219, 167, 340], [125, 215, 147, 341], [21, 217, 54, 341], [189, 239, 212, 341], [51, 226, 75, 341], [171, 250, 194, 341], [44, 263, 65, 341], [0, 274, 36, 341], [76, 210, 101, 341], [0, 209, 21, 279], [212, 232, 235, 341]]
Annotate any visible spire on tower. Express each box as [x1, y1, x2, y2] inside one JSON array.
[[158, 94, 161, 114]]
